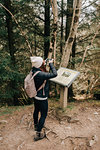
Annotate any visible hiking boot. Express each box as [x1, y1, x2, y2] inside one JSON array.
[[34, 131, 46, 141]]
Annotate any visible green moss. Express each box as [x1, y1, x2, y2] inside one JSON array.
[[0, 105, 25, 116]]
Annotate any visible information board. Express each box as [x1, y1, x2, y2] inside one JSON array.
[[50, 67, 80, 87]]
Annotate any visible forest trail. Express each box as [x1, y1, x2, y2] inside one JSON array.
[[0, 100, 100, 150]]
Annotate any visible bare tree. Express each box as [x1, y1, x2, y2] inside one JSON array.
[[47, 0, 58, 66], [61, 0, 81, 67], [60, 0, 64, 54], [65, 0, 76, 98]]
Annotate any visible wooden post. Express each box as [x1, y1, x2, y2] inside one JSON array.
[[60, 86, 68, 108]]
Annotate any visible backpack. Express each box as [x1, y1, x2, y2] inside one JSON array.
[[24, 71, 46, 98]]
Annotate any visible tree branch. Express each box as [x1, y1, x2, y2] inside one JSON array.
[[80, 25, 100, 67]]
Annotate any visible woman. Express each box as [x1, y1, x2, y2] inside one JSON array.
[[30, 56, 57, 141]]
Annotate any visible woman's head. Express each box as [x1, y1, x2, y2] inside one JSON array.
[[30, 56, 43, 68]]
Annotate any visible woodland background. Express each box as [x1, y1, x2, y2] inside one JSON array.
[[0, 0, 100, 106]]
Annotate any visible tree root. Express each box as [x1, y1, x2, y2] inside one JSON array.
[[17, 141, 25, 150]]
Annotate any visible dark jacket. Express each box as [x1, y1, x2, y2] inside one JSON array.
[[32, 63, 57, 98]]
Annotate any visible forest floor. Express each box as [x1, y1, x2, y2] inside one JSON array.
[[0, 98, 100, 150]]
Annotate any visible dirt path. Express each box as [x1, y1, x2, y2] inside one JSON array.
[[0, 100, 100, 150]]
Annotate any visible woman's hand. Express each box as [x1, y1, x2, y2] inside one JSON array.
[[44, 58, 54, 65], [49, 59, 54, 64]]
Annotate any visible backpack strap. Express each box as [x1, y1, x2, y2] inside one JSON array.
[[32, 71, 40, 78], [32, 71, 46, 95], [37, 80, 46, 95]]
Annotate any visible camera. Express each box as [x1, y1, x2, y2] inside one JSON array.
[[45, 58, 53, 65]]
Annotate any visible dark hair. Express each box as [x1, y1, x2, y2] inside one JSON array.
[[40, 63, 47, 72]]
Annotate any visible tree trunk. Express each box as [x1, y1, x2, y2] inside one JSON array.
[[72, 37, 76, 68], [61, 0, 81, 68], [48, 0, 58, 62], [46, 0, 58, 71], [65, 0, 76, 98], [34, 22, 37, 55], [60, 0, 64, 54], [44, 0, 50, 59], [4, 0, 15, 64], [65, 0, 76, 69], [68, 37, 76, 99], [4, 0, 18, 105], [65, 0, 73, 41]]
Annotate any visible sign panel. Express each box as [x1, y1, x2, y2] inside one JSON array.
[[50, 67, 80, 87]]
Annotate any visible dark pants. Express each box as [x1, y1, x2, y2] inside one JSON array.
[[33, 99, 48, 132]]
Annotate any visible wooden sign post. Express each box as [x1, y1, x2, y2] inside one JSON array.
[[50, 67, 80, 109], [60, 86, 68, 108]]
